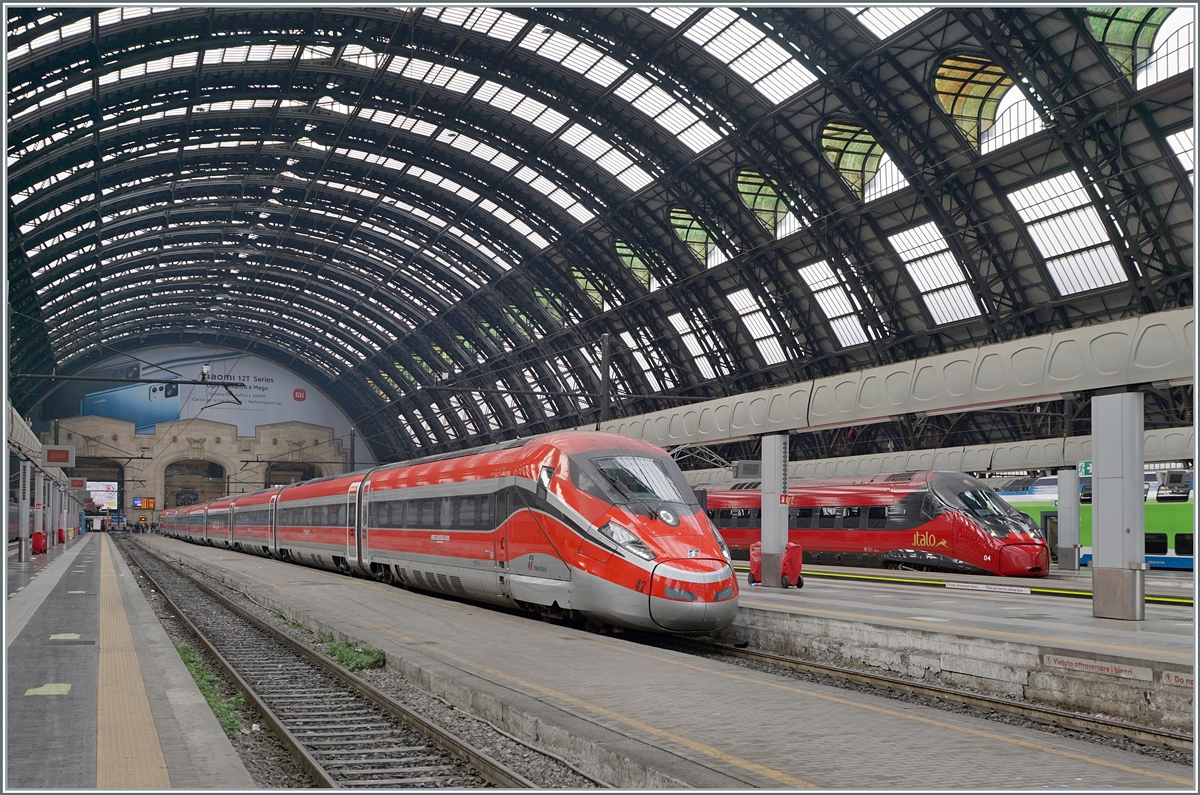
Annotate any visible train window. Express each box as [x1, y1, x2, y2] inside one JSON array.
[[590, 456, 687, 503], [418, 499, 437, 528], [843, 507, 861, 529], [439, 498, 454, 530], [459, 496, 477, 529], [789, 507, 813, 529], [818, 507, 838, 528], [481, 494, 495, 529], [752, 508, 762, 528], [867, 506, 887, 528], [919, 494, 943, 522], [1145, 533, 1168, 555], [718, 509, 733, 525], [1175, 534, 1193, 556]]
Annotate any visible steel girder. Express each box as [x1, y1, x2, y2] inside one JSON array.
[[8, 7, 1192, 463]]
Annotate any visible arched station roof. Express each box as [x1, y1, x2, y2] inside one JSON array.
[[8, 6, 1193, 463]]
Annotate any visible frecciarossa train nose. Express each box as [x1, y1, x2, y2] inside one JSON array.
[[648, 558, 739, 632]]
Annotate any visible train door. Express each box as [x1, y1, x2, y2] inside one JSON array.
[[202, 508, 209, 545], [346, 481, 360, 566], [269, 494, 279, 556], [494, 490, 510, 597]]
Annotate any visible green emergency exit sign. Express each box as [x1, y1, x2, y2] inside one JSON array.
[[1076, 460, 1092, 476]]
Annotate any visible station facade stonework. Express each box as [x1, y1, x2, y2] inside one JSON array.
[[40, 416, 351, 522]]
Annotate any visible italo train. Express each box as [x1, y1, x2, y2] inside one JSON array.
[[697, 471, 1049, 578], [160, 431, 738, 633]]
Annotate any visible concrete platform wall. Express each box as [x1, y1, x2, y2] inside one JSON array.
[[723, 607, 1193, 732]]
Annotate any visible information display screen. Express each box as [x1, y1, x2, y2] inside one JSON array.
[[132, 497, 156, 509]]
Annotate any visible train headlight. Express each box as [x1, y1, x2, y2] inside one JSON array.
[[663, 586, 697, 602], [599, 521, 656, 561]]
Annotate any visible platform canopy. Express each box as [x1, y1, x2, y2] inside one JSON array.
[[8, 7, 1193, 462]]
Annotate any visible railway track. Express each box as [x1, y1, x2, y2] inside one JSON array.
[[658, 635, 1192, 756], [119, 538, 536, 788]]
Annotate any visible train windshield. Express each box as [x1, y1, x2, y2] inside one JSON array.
[[956, 489, 1009, 519], [590, 457, 686, 503]]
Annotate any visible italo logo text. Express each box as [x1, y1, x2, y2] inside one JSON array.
[[913, 531, 947, 548]]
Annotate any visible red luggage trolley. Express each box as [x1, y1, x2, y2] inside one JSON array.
[[748, 541, 804, 588]]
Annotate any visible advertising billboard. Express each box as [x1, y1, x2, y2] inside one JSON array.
[[37, 347, 374, 464], [87, 481, 118, 511]]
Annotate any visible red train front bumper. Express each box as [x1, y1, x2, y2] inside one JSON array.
[[999, 544, 1050, 577]]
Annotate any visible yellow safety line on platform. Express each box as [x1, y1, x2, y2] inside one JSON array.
[[740, 599, 1194, 660], [96, 535, 171, 789], [604, 644, 1193, 787], [738, 566, 1195, 605]]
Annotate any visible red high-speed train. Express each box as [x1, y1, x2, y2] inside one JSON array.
[[161, 431, 738, 632], [698, 471, 1049, 577]]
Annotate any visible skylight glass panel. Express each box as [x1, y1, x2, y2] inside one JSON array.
[[553, 357, 591, 410], [668, 312, 720, 379], [516, 24, 721, 153], [496, 379, 529, 423], [1167, 128, 1194, 183], [396, 413, 425, 446], [1007, 171, 1127, 296], [847, 7, 934, 39], [680, 8, 817, 104], [10, 16, 90, 61], [422, 7, 528, 42], [862, 152, 908, 202], [522, 368, 556, 416], [726, 288, 787, 365], [887, 221, 980, 325], [386, 56, 479, 94], [798, 260, 869, 348], [979, 85, 1046, 154], [645, 6, 696, 28], [1136, 8, 1194, 90], [619, 331, 664, 391], [298, 139, 560, 241]]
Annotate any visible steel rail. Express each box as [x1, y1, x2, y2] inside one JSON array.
[[665, 636, 1193, 754], [123, 539, 538, 788], [123, 542, 338, 788]]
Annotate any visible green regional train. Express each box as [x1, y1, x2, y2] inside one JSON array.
[[997, 471, 1194, 570]]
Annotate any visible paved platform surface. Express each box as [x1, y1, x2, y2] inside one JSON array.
[[136, 534, 1193, 789], [738, 567, 1194, 668], [5, 532, 255, 789], [765, 561, 1195, 601]]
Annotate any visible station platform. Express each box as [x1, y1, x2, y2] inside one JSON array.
[[132, 534, 1192, 789], [753, 561, 1195, 605], [731, 563, 1193, 732], [5, 532, 255, 789]]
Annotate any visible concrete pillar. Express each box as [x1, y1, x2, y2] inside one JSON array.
[[50, 485, 60, 547], [759, 434, 789, 588], [17, 460, 31, 562], [1056, 468, 1080, 571], [33, 470, 45, 547], [1091, 391, 1146, 620]]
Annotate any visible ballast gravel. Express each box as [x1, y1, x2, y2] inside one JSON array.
[[118, 542, 317, 788], [136, 543, 600, 788]]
